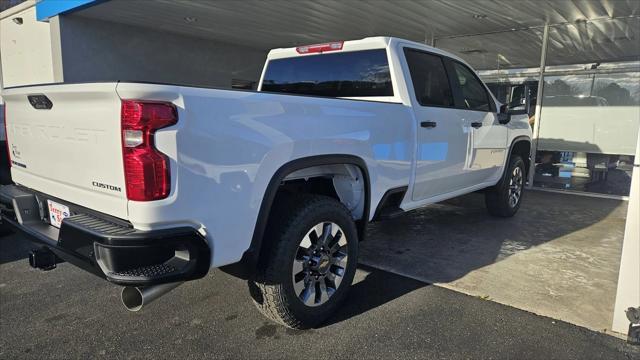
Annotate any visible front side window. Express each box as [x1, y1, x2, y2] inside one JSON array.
[[452, 62, 491, 111], [404, 48, 454, 107], [261, 49, 393, 97]]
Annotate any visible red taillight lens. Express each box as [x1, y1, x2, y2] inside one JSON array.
[[121, 100, 177, 201], [296, 41, 344, 54]]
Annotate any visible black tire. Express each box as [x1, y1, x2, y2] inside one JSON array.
[[485, 155, 526, 217], [248, 194, 358, 329]]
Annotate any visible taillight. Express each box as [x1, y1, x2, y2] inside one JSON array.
[[296, 41, 344, 54], [121, 100, 177, 201], [3, 104, 10, 168]]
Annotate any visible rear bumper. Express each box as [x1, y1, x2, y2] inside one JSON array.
[[0, 184, 211, 286]]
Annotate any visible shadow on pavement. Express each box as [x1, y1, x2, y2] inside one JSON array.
[[361, 191, 623, 283], [322, 265, 427, 327], [0, 230, 31, 265]]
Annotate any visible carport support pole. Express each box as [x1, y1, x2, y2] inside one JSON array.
[[527, 24, 549, 188], [611, 131, 640, 335]]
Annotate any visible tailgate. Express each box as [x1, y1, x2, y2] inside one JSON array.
[[2, 83, 128, 219]]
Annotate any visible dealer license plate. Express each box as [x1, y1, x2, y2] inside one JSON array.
[[47, 200, 70, 228]]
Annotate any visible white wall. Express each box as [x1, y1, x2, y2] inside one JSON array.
[[0, 2, 56, 88]]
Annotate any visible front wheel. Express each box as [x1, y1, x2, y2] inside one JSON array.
[[485, 155, 526, 217], [248, 194, 358, 329]]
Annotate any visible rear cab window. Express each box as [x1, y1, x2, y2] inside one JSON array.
[[261, 49, 393, 98]]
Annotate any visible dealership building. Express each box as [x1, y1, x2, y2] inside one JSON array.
[[1, 0, 638, 338]]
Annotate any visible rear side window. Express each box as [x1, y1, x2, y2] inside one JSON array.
[[261, 49, 393, 97], [451, 62, 492, 112], [404, 48, 454, 107]]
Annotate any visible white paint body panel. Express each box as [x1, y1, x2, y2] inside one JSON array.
[[1, 37, 531, 268], [2, 83, 128, 218], [116, 83, 414, 266]]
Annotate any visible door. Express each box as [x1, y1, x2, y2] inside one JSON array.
[[403, 48, 472, 201], [447, 60, 508, 185]]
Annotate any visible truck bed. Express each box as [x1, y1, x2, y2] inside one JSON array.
[[3, 81, 414, 266]]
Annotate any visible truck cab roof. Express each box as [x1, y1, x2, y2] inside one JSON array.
[[261, 36, 477, 104], [266, 36, 467, 65]]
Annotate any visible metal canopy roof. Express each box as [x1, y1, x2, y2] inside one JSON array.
[[74, 0, 640, 69]]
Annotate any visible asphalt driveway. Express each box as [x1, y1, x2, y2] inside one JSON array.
[[0, 231, 638, 359]]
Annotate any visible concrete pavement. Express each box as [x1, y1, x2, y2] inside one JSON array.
[[361, 191, 627, 334]]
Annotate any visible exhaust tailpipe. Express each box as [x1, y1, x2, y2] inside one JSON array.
[[121, 282, 183, 312]]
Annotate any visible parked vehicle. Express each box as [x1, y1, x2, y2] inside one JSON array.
[[0, 37, 531, 328]]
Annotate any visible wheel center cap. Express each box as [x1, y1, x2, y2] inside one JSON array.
[[318, 254, 331, 273]]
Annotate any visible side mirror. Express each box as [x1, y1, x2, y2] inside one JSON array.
[[498, 104, 511, 124]]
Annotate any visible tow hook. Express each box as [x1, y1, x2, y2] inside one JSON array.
[[28, 248, 58, 271]]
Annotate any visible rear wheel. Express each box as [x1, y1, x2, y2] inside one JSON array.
[[485, 155, 525, 217], [248, 194, 358, 329]]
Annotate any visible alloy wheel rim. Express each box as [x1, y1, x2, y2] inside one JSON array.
[[291, 222, 348, 307], [508, 166, 523, 207]]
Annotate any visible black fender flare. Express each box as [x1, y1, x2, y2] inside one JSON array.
[[502, 136, 532, 182], [220, 154, 371, 279]]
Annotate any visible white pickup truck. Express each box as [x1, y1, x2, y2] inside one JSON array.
[[1, 37, 531, 329]]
